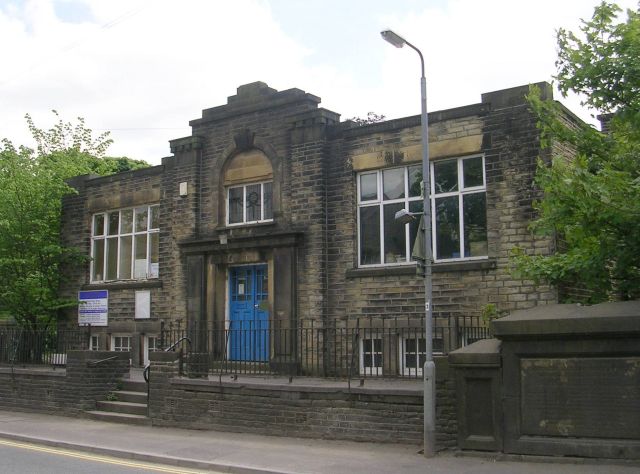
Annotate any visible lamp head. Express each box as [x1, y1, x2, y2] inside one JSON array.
[[394, 208, 416, 225], [381, 30, 406, 48]]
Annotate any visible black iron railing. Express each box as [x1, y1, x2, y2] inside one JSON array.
[[0, 326, 89, 366], [160, 316, 491, 379]]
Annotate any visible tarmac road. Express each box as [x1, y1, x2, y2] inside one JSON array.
[[0, 438, 215, 474]]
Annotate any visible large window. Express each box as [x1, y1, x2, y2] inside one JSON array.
[[227, 181, 273, 225], [433, 155, 487, 260], [91, 205, 159, 282], [358, 165, 423, 265], [357, 155, 487, 266]]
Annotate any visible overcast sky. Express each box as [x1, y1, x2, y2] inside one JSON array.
[[1, 0, 637, 165]]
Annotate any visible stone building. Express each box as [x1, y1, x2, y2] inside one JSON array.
[[61, 81, 560, 368]]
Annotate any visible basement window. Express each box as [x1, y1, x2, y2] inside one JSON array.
[[359, 335, 383, 376]]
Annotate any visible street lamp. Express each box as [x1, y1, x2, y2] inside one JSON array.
[[382, 29, 436, 458]]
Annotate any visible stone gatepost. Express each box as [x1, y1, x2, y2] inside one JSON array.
[[448, 339, 503, 451]]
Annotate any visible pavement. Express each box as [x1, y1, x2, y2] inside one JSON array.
[[0, 410, 639, 474]]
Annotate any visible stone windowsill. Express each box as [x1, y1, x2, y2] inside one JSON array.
[[346, 259, 496, 279], [81, 279, 163, 291]]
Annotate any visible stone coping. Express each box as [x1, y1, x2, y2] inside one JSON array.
[[0, 366, 66, 377], [168, 375, 422, 396], [492, 300, 640, 338], [448, 338, 501, 367]]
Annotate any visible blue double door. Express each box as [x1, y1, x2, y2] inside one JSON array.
[[228, 265, 269, 361]]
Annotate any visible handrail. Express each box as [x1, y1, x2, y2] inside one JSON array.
[[143, 363, 150, 383], [87, 355, 118, 367], [165, 336, 191, 352]]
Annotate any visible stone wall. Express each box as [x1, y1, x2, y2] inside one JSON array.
[[58, 81, 563, 370], [451, 301, 640, 460], [0, 351, 129, 415], [61, 168, 165, 363], [149, 352, 457, 447], [326, 84, 557, 331]]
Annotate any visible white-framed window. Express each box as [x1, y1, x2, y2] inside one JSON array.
[[89, 335, 99, 351], [111, 335, 131, 352], [432, 155, 487, 261], [358, 165, 422, 266], [359, 335, 383, 375], [91, 205, 159, 282], [144, 335, 161, 366], [399, 336, 426, 376], [357, 155, 487, 266], [227, 181, 273, 225], [148, 336, 161, 352]]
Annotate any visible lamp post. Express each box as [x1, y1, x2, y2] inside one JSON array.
[[381, 29, 436, 458]]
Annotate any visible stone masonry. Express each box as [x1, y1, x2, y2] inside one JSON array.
[[0, 351, 129, 415], [60, 81, 563, 372]]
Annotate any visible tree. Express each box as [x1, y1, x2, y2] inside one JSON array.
[[0, 112, 149, 329], [512, 2, 640, 303]]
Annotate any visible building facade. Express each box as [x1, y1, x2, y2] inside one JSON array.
[[61, 81, 558, 368]]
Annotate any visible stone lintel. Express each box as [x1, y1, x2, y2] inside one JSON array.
[[87, 187, 161, 213], [352, 134, 483, 171]]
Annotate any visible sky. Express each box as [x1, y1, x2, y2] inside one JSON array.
[[1, 0, 637, 165]]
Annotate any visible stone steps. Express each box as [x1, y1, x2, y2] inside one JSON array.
[[114, 390, 147, 404], [86, 379, 149, 426], [96, 400, 147, 416], [85, 410, 150, 426]]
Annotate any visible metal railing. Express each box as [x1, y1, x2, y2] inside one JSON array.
[[0, 326, 89, 366], [160, 316, 491, 379]]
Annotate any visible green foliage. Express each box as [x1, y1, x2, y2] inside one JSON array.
[[0, 112, 150, 329], [513, 2, 640, 303], [347, 112, 386, 126], [556, 2, 640, 113], [481, 303, 509, 325]]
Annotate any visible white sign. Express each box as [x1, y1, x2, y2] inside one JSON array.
[[135, 290, 150, 319], [78, 290, 108, 326]]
